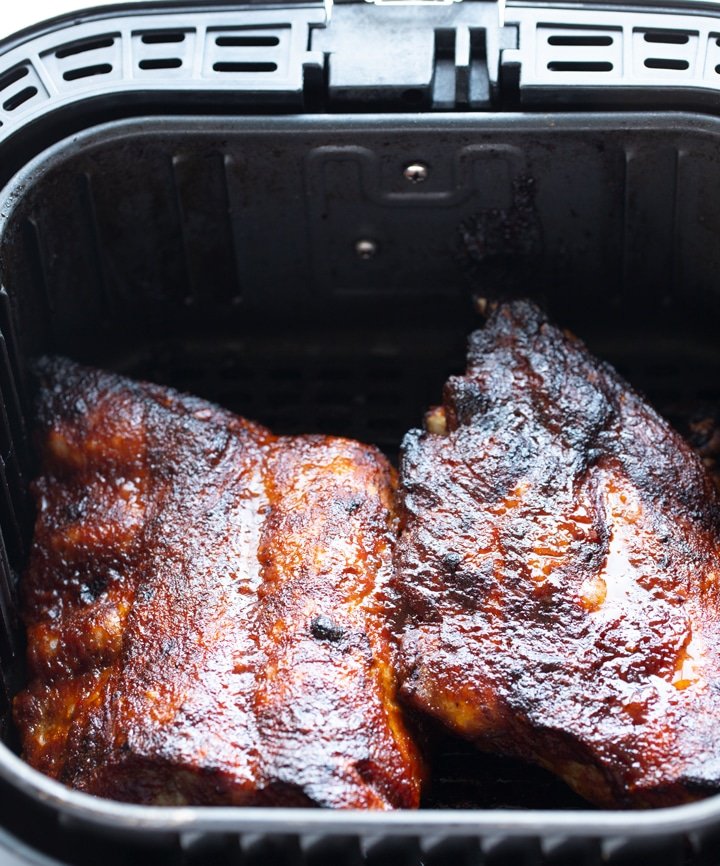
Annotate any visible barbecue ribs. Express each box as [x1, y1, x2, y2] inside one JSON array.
[[14, 357, 422, 808], [395, 300, 720, 808]]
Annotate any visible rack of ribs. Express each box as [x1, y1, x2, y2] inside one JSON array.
[[395, 300, 720, 808], [14, 357, 422, 808]]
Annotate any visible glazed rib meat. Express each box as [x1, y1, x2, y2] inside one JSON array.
[[396, 300, 720, 808], [14, 357, 422, 808]]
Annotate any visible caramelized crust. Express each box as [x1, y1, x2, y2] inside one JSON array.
[[14, 358, 422, 808], [256, 438, 420, 808], [395, 301, 720, 807]]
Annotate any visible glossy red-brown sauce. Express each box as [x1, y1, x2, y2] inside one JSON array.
[[14, 357, 422, 808], [395, 301, 720, 808]]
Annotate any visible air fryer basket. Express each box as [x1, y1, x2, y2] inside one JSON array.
[[4, 1, 720, 865]]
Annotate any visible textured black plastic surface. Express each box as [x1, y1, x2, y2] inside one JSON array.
[[1, 111, 720, 864], [3, 0, 720, 864], [9, 0, 720, 198]]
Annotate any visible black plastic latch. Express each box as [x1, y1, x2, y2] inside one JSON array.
[[313, 1, 517, 109]]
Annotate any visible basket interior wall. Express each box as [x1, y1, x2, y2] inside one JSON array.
[[1, 113, 720, 811]]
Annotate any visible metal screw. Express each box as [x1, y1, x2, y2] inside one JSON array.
[[404, 162, 428, 184], [355, 239, 378, 260], [473, 295, 489, 316]]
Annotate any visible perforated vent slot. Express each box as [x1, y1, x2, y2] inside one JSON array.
[[547, 34, 614, 46], [645, 57, 689, 70], [62, 64, 112, 82], [0, 67, 28, 92], [511, 9, 720, 99], [537, 26, 622, 79], [0, 7, 323, 137], [133, 29, 194, 76], [41, 33, 122, 89], [634, 28, 698, 76], [216, 35, 280, 47], [139, 58, 182, 70], [140, 32, 186, 45], [548, 61, 613, 72], [55, 37, 115, 58], [213, 61, 278, 73], [644, 31, 690, 44], [0, 63, 46, 121], [205, 27, 291, 78], [3, 88, 37, 112]]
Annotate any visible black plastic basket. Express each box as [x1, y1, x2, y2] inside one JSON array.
[[3, 2, 720, 865]]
